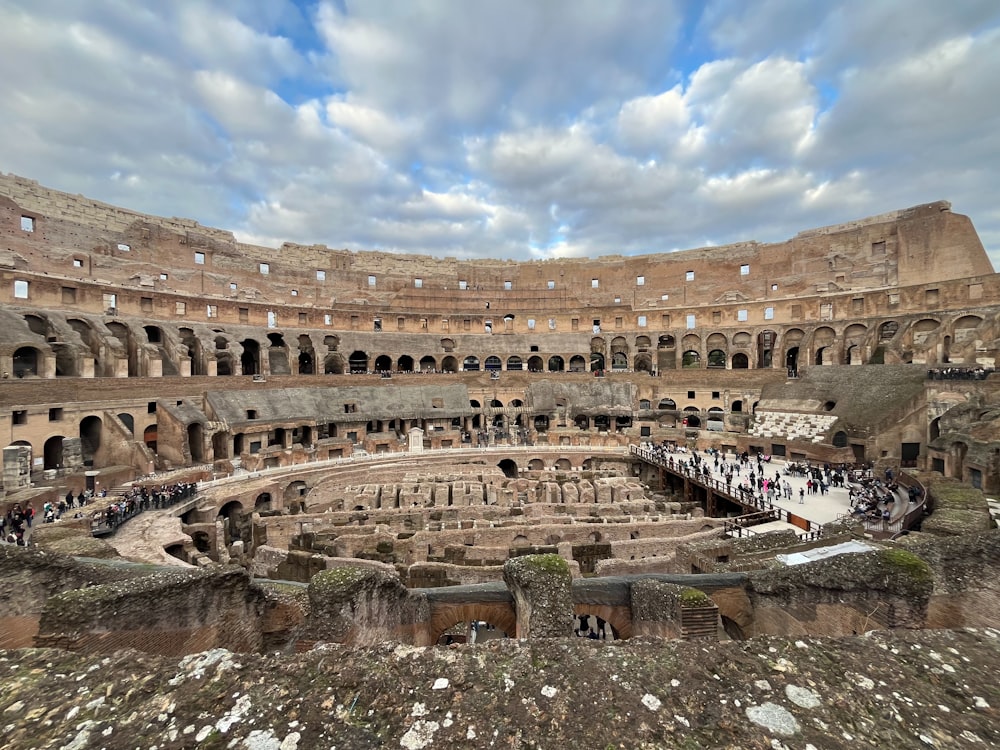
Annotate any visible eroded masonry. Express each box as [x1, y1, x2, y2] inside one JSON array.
[[1, 172, 999, 655]]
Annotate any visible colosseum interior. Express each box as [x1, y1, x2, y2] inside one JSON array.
[[1, 170, 1000, 657]]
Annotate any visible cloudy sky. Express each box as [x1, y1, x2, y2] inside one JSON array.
[[2, 1, 999, 267]]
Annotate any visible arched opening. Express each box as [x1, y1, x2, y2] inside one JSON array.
[[533, 415, 549, 432], [217, 500, 245, 545], [574, 415, 590, 430], [53, 345, 77, 377], [191, 531, 212, 554], [432, 607, 516, 645], [420, 355, 437, 372], [721, 615, 746, 641], [180, 328, 204, 376], [188, 422, 205, 463], [731, 400, 743, 413], [397, 355, 414, 372], [506, 355, 523, 371], [143, 425, 157, 453], [814, 347, 828, 366], [12, 347, 39, 378], [284, 481, 307, 506], [611, 352, 628, 370], [658, 398, 676, 409], [79, 416, 102, 466], [485, 356, 502, 372], [929, 417, 941, 441], [590, 352, 606, 371], [349, 350, 369, 374], [785, 347, 799, 375], [527, 355, 544, 372], [240, 339, 261, 376], [374, 354, 392, 372], [255, 493, 272, 513], [832, 431, 848, 447], [682, 350, 700, 368], [634, 354, 652, 373], [682, 408, 701, 428], [117, 413, 134, 434], [731, 352, 749, 369], [574, 613, 619, 641], [757, 330, 776, 369], [441, 356, 458, 373], [498, 458, 518, 478], [298, 350, 314, 375], [548, 355, 565, 372], [707, 349, 726, 368], [324, 354, 344, 374], [569, 355, 587, 372], [324, 335, 340, 351], [43, 436, 64, 470], [555, 458, 572, 470], [463, 355, 480, 371]]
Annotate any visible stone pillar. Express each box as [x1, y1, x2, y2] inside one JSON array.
[[2, 445, 32, 491], [62, 438, 84, 471], [503, 553, 574, 638]]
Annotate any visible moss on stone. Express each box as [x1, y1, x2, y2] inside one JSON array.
[[876, 548, 933, 592], [678, 587, 711, 608], [522, 553, 570, 577]]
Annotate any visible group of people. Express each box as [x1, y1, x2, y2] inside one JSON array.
[[1, 503, 33, 545], [90, 482, 198, 532], [927, 366, 994, 380]]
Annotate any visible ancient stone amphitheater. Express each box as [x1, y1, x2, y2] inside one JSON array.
[[1, 173, 999, 748]]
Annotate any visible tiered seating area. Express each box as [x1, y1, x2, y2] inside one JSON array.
[[748, 411, 838, 443]]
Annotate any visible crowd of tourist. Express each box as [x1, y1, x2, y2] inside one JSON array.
[[90, 482, 198, 533], [927, 366, 994, 380]]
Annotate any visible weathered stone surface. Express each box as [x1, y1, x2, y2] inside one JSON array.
[[1, 628, 999, 749], [503, 553, 574, 638]]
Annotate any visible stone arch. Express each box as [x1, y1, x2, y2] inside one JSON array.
[[634, 353, 653, 372], [79, 415, 102, 465], [554, 458, 572, 470], [441, 355, 458, 373], [43, 435, 64, 470], [240, 339, 261, 376], [731, 352, 749, 369], [548, 355, 564, 372], [498, 458, 518, 478], [533, 415, 549, 432], [591, 336, 606, 353], [954, 314, 982, 330], [590, 352, 605, 371], [463, 355, 480, 371], [12, 346, 40, 378], [833, 431, 848, 447], [706, 332, 727, 351], [374, 354, 392, 372], [682, 350, 700, 368], [527, 355, 544, 372], [635, 335, 651, 349], [812, 326, 836, 366], [707, 349, 726, 368], [324, 335, 340, 351], [144, 324, 163, 344], [568, 354, 587, 372], [117, 412, 135, 434], [528, 458, 545, 471], [420, 355, 437, 372], [179, 328, 205, 376], [757, 329, 777, 369], [348, 350, 369, 373], [23, 313, 47, 338], [428, 602, 517, 646], [284, 480, 308, 505], [397, 355, 414, 372], [297, 335, 315, 375], [440, 338, 456, 352], [255, 493, 273, 513], [506, 355, 523, 371], [143, 425, 157, 453], [324, 353, 345, 374], [658, 398, 676, 409], [611, 351, 628, 370], [485, 355, 502, 372]]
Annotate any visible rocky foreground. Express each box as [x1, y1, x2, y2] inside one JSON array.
[[1, 629, 998, 750]]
